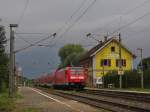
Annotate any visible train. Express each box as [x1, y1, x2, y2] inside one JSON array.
[[34, 67, 87, 89]]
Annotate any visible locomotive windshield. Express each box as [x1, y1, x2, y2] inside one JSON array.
[[70, 67, 83, 70], [70, 67, 84, 75]]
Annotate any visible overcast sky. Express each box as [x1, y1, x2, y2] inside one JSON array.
[[0, 0, 150, 78]]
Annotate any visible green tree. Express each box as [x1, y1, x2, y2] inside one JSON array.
[[58, 44, 85, 68], [0, 26, 7, 49], [0, 26, 9, 92]]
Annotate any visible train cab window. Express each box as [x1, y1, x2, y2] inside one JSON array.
[[70, 67, 83, 70], [71, 70, 83, 75], [70, 67, 83, 75], [71, 71, 76, 75]]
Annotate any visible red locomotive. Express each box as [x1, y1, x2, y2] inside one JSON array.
[[35, 67, 87, 89]]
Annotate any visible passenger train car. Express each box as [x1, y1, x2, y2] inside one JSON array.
[[35, 67, 87, 89]]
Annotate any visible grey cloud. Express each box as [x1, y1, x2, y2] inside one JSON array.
[[0, 0, 150, 78]]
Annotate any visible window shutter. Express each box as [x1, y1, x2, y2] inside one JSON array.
[[101, 60, 103, 66], [124, 59, 126, 67], [116, 59, 119, 67], [108, 59, 111, 66], [121, 59, 123, 66]]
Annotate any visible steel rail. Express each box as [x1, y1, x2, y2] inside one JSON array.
[[52, 91, 150, 112], [83, 89, 150, 102], [38, 88, 150, 112]]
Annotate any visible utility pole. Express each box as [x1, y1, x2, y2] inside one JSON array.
[[119, 33, 122, 89], [137, 48, 144, 88], [9, 24, 18, 97], [102, 62, 104, 88]]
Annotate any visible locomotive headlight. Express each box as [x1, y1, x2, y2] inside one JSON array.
[[78, 76, 84, 79]]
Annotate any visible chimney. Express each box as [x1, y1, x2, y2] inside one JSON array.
[[99, 40, 103, 45], [104, 36, 107, 42]]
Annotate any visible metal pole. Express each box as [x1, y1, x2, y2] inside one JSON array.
[[119, 33, 122, 89], [137, 48, 144, 88], [9, 24, 18, 97], [102, 62, 104, 88], [9, 27, 14, 97], [141, 49, 144, 89], [14, 45, 17, 91], [12, 31, 15, 92]]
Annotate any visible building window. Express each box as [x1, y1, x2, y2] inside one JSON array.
[[111, 46, 115, 52], [101, 59, 111, 66], [116, 59, 126, 67]]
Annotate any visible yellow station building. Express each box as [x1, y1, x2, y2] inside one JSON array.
[[80, 37, 135, 86]]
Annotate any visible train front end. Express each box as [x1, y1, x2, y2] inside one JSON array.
[[67, 67, 86, 89]]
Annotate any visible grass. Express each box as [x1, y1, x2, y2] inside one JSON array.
[[0, 92, 16, 112], [124, 88, 150, 92], [0, 88, 41, 112], [0, 89, 23, 112], [14, 107, 40, 112], [22, 108, 40, 112]]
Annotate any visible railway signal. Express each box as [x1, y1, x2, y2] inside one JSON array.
[[118, 68, 124, 75]]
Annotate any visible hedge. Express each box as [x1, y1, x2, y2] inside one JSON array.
[[103, 69, 150, 88]]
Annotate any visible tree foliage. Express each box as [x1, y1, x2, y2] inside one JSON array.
[[0, 26, 9, 92], [0, 26, 7, 49], [58, 44, 85, 68]]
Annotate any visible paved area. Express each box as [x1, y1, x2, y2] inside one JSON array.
[[16, 87, 109, 112]]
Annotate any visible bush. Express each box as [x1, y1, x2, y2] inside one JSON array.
[[144, 69, 150, 88], [0, 80, 7, 93], [103, 70, 150, 88]]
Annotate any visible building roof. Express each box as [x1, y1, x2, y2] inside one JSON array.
[[80, 37, 135, 62]]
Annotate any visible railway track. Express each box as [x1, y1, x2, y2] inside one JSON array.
[[82, 88, 150, 102], [39, 87, 150, 112]]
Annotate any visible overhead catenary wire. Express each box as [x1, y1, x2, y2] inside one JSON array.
[[15, 32, 50, 39], [16, 0, 88, 36], [56, 0, 88, 33], [15, 33, 56, 53], [54, 0, 97, 43], [14, 0, 89, 50], [124, 0, 150, 15], [16, 35, 56, 47], [108, 11, 150, 37], [122, 22, 150, 43], [93, 0, 150, 35], [15, 32, 50, 35], [85, 1, 150, 46], [17, 0, 29, 25], [18, 37, 32, 45], [16, 35, 32, 45]]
